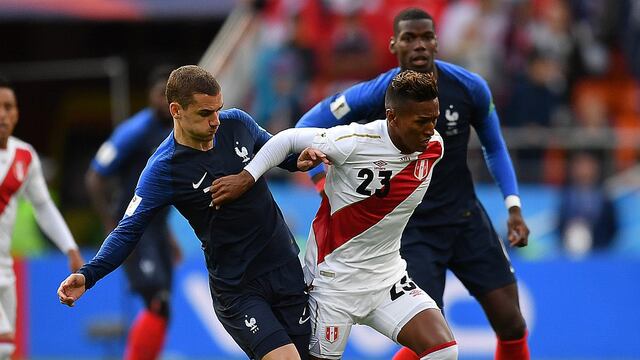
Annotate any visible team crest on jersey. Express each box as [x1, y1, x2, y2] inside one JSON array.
[[445, 104, 460, 136], [414, 159, 430, 180], [325, 326, 339, 343], [14, 161, 25, 182], [235, 142, 250, 163]]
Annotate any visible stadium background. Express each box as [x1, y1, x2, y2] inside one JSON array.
[[1, 0, 639, 359]]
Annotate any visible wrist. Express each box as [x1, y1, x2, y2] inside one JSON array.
[[504, 195, 521, 210]]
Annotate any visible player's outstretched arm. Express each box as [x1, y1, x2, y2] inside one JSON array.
[[57, 273, 86, 307]]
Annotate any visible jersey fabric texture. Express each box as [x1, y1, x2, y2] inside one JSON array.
[[296, 60, 518, 302], [90, 108, 173, 292]]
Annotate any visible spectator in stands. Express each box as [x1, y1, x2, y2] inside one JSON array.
[[557, 151, 618, 256]]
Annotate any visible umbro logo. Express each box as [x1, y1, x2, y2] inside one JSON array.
[[192, 172, 207, 189], [373, 160, 387, 168]]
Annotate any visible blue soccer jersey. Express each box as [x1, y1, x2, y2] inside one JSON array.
[[297, 60, 519, 226], [91, 108, 172, 217], [79, 109, 300, 294]]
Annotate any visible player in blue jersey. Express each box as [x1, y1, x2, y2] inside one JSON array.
[[85, 67, 179, 360], [296, 8, 531, 360], [58, 65, 314, 360]]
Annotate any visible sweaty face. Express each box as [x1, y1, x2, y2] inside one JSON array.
[[0, 88, 18, 145], [178, 92, 223, 143], [388, 98, 439, 154], [390, 19, 438, 73]]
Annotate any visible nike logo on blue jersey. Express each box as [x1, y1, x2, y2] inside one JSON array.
[[192, 172, 207, 189]]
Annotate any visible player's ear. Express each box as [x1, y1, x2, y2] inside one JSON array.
[[389, 36, 397, 54], [169, 102, 181, 119], [386, 108, 396, 125]]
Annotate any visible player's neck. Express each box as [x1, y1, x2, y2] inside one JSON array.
[[0, 137, 7, 150], [173, 129, 213, 151]]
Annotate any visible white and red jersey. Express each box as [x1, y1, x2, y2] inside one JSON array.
[[0, 137, 77, 283], [303, 120, 444, 291]]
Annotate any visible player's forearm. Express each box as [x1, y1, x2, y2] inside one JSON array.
[[32, 200, 79, 253], [476, 112, 519, 200], [244, 128, 318, 181], [85, 170, 117, 228]]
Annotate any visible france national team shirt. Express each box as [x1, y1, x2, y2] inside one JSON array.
[[297, 60, 519, 226], [91, 108, 172, 218], [79, 109, 300, 294]]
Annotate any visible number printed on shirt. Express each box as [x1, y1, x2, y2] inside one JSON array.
[[356, 169, 392, 198]]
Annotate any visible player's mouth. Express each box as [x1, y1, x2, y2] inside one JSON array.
[[410, 55, 430, 67]]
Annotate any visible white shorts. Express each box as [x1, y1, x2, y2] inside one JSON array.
[[308, 271, 438, 359], [0, 281, 16, 335]]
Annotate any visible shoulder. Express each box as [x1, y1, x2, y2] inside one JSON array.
[[111, 108, 155, 141], [141, 134, 175, 178], [219, 108, 255, 124], [9, 136, 38, 162], [326, 121, 384, 147], [437, 60, 487, 89]]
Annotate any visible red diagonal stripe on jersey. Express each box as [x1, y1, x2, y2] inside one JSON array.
[[0, 148, 32, 215], [312, 141, 442, 264]]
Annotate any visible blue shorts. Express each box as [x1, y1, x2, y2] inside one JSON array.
[[400, 200, 516, 308], [213, 257, 310, 359], [122, 217, 173, 294]]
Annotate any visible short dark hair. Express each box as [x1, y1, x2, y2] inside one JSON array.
[[166, 65, 221, 108], [0, 75, 12, 90], [393, 8, 434, 36], [385, 70, 438, 109]]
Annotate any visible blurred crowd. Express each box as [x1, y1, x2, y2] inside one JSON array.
[[244, 0, 640, 256], [249, 0, 640, 186]]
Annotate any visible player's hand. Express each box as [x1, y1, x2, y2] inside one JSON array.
[[210, 170, 255, 207], [507, 206, 529, 247], [58, 273, 86, 307], [298, 148, 331, 171], [67, 249, 85, 272]]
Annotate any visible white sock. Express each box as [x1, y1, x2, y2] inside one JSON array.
[[421, 342, 458, 360], [0, 343, 15, 360]]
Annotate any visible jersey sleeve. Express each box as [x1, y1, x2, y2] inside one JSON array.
[[230, 108, 299, 172], [90, 113, 148, 176], [78, 158, 173, 289], [22, 149, 78, 253], [468, 75, 520, 200], [244, 125, 357, 181]]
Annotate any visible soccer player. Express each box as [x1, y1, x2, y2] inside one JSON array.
[[58, 65, 312, 360], [296, 8, 531, 360], [0, 77, 83, 359], [85, 67, 178, 360], [211, 71, 458, 360]]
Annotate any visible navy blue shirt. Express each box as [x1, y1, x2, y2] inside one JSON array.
[[297, 60, 519, 226], [80, 109, 300, 294]]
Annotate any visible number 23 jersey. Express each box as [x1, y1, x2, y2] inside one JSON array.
[[304, 120, 444, 291]]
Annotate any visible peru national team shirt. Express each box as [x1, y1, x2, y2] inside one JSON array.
[[79, 109, 300, 294], [243, 121, 444, 291], [304, 121, 444, 290]]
